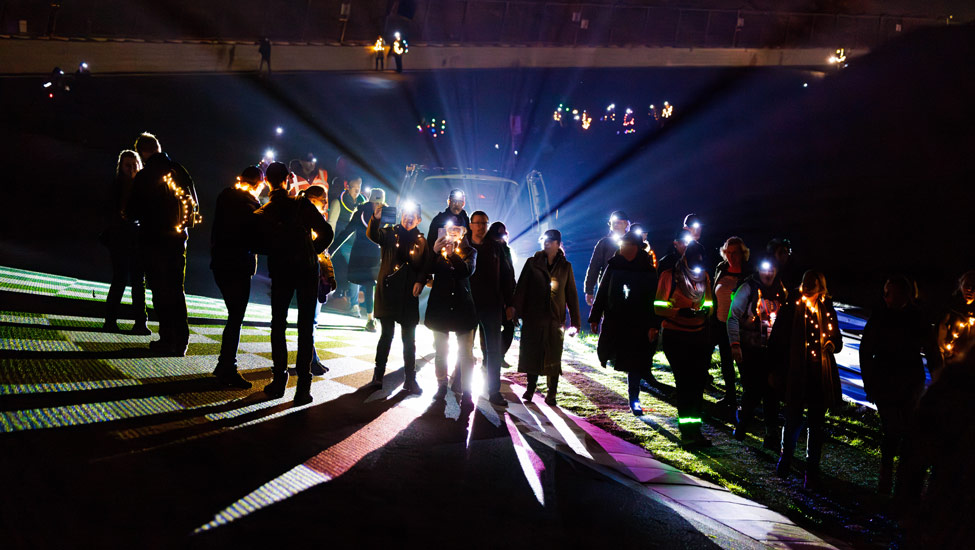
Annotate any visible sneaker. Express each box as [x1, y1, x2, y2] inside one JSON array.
[[403, 379, 422, 394], [294, 390, 313, 406], [264, 377, 288, 398], [364, 319, 376, 332], [488, 393, 508, 407], [362, 377, 383, 391], [352, 305, 362, 319], [544, 394, 557, 406], [215, 370, 253, 390], [630, 401, 643, 416], [310, 361, 329, 376], [521, 388, 534, 402]]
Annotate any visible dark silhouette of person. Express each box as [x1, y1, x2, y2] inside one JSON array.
[[102, 149, 148, 335], [210, 166, 265, 389], [373, 36, 385, 71], [589, 230, 660, 417], [254, 162, 332, 404], [126, 132, 199, 357], [363, 201, 427, 393], [387, 32, 406, 73], [584, 210, 630, 308], [488, 221, 516, 358], [258, 37, 271, 74]]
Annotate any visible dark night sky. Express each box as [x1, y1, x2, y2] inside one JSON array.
[[1, 24, 972, 318]]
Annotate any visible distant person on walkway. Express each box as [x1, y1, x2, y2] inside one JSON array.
[[426, 221, 478, 398], [468, 210, 516, 407], [426, 188, 470, 252], [768, 270, 842, 489], [509, 229, 581, 406], [328, 177, 367, 308], [728, 258, 787, 450], [584, 210, 630, 308], [364, 201, 427, 393], [126, 132, 200, 357], [373, 36, 385, 71], [258, 37, 271, 75], [387, 31, 407, 73], [102, 149, 148, 335], [488, 221, 517, 359], [589, 230, 660, 416], [712, 236, 752, 413], [331, 188, 384, 331], [300, 185, 336, 376], [655, 241, 714, 448], [255, 162, 332, 404], [210, 166, 264, 389], [859, 275, 940, 495], [935, 270, 975, 367]]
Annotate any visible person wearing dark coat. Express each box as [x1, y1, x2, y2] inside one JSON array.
[[327, 177, 367, 307], [468, 211, 516, 407], [488, 221, 516, 358], [589, 230, 660, 416], [656, 229, 692, 275], [655, 241, 715, 447], [584, 210, 630, 308], [426, 188, 470, 253], [508, 229, 581, 406], [126, 132, 200, 357], [935, 270, 975, 367], [254, 162, 333, 405], [102, 149, 148, 335], [426, 222, 478, 397], [860, 276, 940, 495], [767, 270, 842, 489], [331, 188, 384, 331], [363, 202, 428, 393], [727, 259, 787, 449], [209, 167, 264, 389]]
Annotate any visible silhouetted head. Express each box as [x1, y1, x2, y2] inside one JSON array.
[[134, 132, 161, 163], [116, 150, 142, 181], [265, 162, 289, 188]]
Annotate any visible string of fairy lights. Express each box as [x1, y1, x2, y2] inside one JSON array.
[[417, 117, 447, 138], [554, 101, 675, 134]]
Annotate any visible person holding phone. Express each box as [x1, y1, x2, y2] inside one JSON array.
[[426, 220, 478, 398], [426, 188, 470, 252], [363, 201, 428, 393], [331, 188, 384, 331]]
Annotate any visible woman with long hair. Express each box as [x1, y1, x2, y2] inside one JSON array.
[[102, 150, 149, 334]]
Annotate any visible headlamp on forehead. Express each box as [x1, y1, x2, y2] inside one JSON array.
[[691, 222, 701, 229], [760, 261, 773, 272], [450, 189, 465, 201], [692, 266, 703, 275], [682, 234, 694, 245], [401, 200, 418, 214]]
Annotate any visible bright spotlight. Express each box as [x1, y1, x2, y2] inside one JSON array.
[[275, 127, 283, 135]]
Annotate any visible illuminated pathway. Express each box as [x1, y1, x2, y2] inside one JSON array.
[[1, 266, 840, 548]]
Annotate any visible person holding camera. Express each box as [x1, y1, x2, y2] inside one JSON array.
[[426, 188, 470, 252], [331, 188, 384, 331], [363, 201, 428, 393], [426, 221, 478, 398], [255, 162, 333, 405], [655, 241, 714, 448]]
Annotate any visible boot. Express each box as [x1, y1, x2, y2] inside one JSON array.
[[733, 408, 750, 441], [103, 319, 119, 332], [213, 365, 253, 390], [522, 376, 537, 402], [364, 366, 384, 391], [263, 372, 288, 398], [544, 375, 558, 406], [294, 377, 313, 405], [403, 370, 421, 394]]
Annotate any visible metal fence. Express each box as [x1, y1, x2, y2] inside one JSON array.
[[1, 0, 945, 49]]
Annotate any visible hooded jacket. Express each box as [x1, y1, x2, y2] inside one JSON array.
[[210, 186, 261, 276], [368, 216, 427, 325], [588, 250, 659, 371]]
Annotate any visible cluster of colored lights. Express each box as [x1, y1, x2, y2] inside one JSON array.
[[417, 118, 447, 138], [165, 172, 202, 233], [553, 101, 675, 134]]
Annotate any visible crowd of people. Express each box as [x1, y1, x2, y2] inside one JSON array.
[[102, 134, 974, 541]]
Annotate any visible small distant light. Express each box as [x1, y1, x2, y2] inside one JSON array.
[[48, 93, 54, 99], [43, 81, 52, 88], [571, 109, 578, 115], [625, 108, 633, 114], [514, 150, 519, 155], [264, 149, 275, 159], [494, 144, 499, 149], [275, 127, 283, 135], [649, 104, 654, 109], [573, 115, 580, 120], [803, 82, 809, 88], [80, 62, 89, 70], [606, 103, 615, 111]]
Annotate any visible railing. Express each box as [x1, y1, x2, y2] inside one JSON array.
[[0, 0, 946, 50]]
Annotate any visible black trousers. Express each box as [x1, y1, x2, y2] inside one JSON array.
[[662, 328, 710, 419], [142, 240, 189, 347], [105, 241, 146, 324], [501, 317, 515, 355], [738, 345, 779, 431], [714, 319, 737, 398], [375, 318, 417, 378], [270, 271, 318, 381], [214, 270, 251, 372]]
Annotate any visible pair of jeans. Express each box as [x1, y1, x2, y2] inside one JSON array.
[[433, 329, 475, 391], [375, 319, 417, 378], [472, 307, 503, 395], [738, 345, 779, 431], [270, 271, 318, 381], [714, 319, 737, 399], [350, 282, 376, 314], [661, 328, 711, 420], [142, 240, 189, 348], [214, 271, 251, 372], [782, 404, 827, 468], [105, 240, 146, 325]]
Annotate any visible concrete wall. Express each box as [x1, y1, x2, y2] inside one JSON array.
[[0, 38, 853, 75]]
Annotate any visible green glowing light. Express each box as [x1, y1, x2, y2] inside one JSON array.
[[678, 417, 702, 424], [702, 300, 714, 308], [654, 300, 672, 308]]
